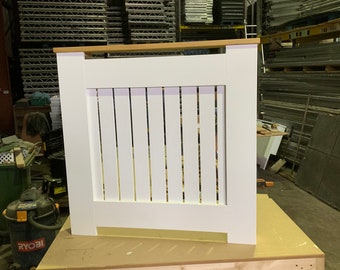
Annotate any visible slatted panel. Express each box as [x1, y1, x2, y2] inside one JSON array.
[[217, 85, 226, 204], [98, 88, 119, 201], [114, 88, 135, 201], [199, 86, 217, 204], [130, 87, 151, 202], [92, 86, 225, 205], [164, 87, 183, 202], [181, 86, 200, 203], [148, 87, 167, 202]]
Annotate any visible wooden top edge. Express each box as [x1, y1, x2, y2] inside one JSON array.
[[53, 38, 260, 54]]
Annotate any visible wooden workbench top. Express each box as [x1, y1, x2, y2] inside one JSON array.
[[37, 194, 324, 270]]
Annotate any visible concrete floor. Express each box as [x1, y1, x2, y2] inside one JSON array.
[[258, 167, 340, 270]]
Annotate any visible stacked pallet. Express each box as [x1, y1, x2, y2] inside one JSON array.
[[259, 42, 340, 169]]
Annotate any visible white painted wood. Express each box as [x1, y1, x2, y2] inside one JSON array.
[[199, 86, 217, 204], [56, 42, 258, 244], [56, 52, 97, 235], [181, 86, 200, 204], [130, 87, 151, 202], [86, 89, 104, 201], [147, 87, 167, 202], [216, 85, 226, 205], [84, 54, 228, 89], [97, 88, 119, 201], [224, 44, 257, 244], [164, 87, 183, 203], [114, 88, 134, 201]]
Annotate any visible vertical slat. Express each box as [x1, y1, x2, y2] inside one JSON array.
[[147, 87, 167, 202], [114, 88, 134, 201], [181, 86, 200, 203], [98, 88, 119, 201], [164, 86, 182, 202], [86, 88, 104, 200], [199, 86, 217, 204], [130, 87, 150, 202], [217, 85, 226, 204]]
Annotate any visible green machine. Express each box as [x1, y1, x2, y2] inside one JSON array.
[[0, 137, 36, 232]]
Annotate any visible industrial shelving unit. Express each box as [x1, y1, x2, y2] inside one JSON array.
[[179, 0, 256, 41], [259, 7, 340, 183]]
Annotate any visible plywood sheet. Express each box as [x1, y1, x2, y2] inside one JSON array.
[[37, 195, 324, 270]]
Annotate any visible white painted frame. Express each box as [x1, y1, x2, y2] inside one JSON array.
[[55, 40, 258, 244]]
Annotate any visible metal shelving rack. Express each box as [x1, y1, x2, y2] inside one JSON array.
[[179, 0, 256, 41], [19, 48, 59, 97], [18, 0, 108, 43], [125, 0, 176, 43], [259, 7, 340, 176]]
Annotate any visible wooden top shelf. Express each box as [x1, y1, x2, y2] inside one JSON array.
[[53, 38, 260, 55]]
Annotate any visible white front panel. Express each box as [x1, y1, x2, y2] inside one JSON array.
[[56, 43, 258, 244]]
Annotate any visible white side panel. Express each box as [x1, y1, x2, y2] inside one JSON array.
[[199, 86, 217, 204], [181, 86, 200, 204], [130, 87, 151, 202], [164, 87, 183, 203], [147, 87, 166, 202], [98, 88, 119, 201], [225, 44, 257, 244], [56, 52, 97, 235], [114, 88, 134, 201]]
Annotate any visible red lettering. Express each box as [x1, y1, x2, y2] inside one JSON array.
[[17, 238, 46, 252]]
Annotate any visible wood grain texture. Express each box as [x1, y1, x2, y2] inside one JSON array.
[[53, 38, 260, 54]]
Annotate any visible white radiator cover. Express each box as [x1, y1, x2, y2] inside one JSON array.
[[55, 40, 258, 244]]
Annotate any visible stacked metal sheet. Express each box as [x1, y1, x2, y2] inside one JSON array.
[[184, 0, 213, 24], [19, 48, 59, 97], [220, 0, 245, 25], [259, 42, 340, 169], [300, 0, 340, 17], [263, 0, 301, 31], [125, 0, 176, 43], [107, 4, 124, 44], [17, 0, 108, 42]]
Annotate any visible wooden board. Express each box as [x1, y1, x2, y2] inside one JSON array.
[[257, 126, 288, 137], [53, 38, 260, 55], [37, 195, 324, 270]]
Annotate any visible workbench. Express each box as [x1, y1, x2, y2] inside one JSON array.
[[37, 194, 324, 270]]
